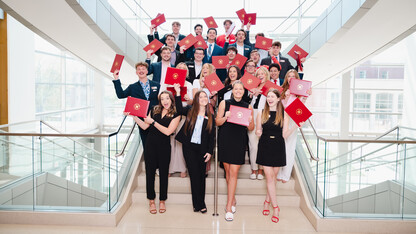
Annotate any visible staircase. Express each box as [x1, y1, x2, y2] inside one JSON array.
[[132, 158, 300, 210]]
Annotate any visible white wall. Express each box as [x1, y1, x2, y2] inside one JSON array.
[[7, 15, 35, 124]]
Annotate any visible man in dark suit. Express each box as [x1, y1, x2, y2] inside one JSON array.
[[204, 28, 223, 63], [112, 62, 160, 146], [185, 47, 205, 84], [261, 41, 296, 85], [224, 29, 252, 59], [147, 32, 186, 65], [156, 21, 185, 51], [146, 46, 185, 85]]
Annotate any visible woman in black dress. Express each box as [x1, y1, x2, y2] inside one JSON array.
[[173, 84, 215, 213], [130, 91, 180, 214], [216, 81, 255, 221], [255, 89, 301, 223]]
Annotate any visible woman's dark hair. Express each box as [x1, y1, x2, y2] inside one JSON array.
[[184, 91, 213, 134], [224, 65, 242, 86]]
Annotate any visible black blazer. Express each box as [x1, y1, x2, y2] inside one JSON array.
[[185, 61, 203, 84], [260, 56, 296, 85], [174, 96, 215, 155], [155, 32, 186, 51], [112, 79, 160, 110]]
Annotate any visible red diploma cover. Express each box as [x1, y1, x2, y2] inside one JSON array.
[[243, 13, 257, 25], [230, 53, 247, 70], [151, 13, 166, 27], [164, 67, 187, 87], [227, 105, 252, 127], [204, 73, 225, 93], [143, 39, 164, 55], [287, 44, 308, 71], [236, 8, 247, 23], [203, 16, 218, 28], [178, 34, 197, 50], [289, 79, 311, 97], [110, 54, 124, 73], [255, 36, 273, 50], [212, 56, 229, 69], [167, 87, 187, 102], [195, 35, 208, 49], [284, 98, 312, 127], [240, 73, 261, 90], [124, 96, 150, 118], [261, 80, 283, 96]]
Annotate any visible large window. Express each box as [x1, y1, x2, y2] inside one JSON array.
[[34, 35, 94, 132], [353, 93, 371, 119]]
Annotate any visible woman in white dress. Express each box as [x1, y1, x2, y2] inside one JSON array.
[[277, 69, 311, 183], [169, 62, 193, 177]]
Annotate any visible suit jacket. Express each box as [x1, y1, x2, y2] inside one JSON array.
[[185, 61, 203, 84], [112, 79, 160, 110], [260, 56, 296, 85], [146, 60, 174, 84], [203, 42, 224, 63], [156, 32, 186, 51], [147, 34, 186, 64], [226, 42, 252, 58], [174, 96, 215, 155]]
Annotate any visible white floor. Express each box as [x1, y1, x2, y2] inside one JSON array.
[[0, 203, 365, 234]]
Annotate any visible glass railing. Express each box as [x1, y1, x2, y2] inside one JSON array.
[[0, 117, 141, 212], [297, 122, 416, 219]]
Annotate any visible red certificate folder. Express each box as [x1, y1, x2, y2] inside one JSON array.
[[195, 35, 208, 49], [255, 36, 273, 50], [230, 53, 247, 69], [212, 56, 229, 69], [110, 54, 124, 73], [236, 8, 247, 23], [227, 105, 252, 127], [289, 79, 312, 97], [124, 96, 150, 118], [240, 73, 261, 90], [288, 44, 308, 71], [204, 73, 225, 93], [151, 13, 166, 27], [261, 80, 283, 96], [178, 34, 197, 50], [284, 98, 312, 127], [167, 87, 187, 102], [164, 67, 187, 86], [243, 13, 257, 25], [143, 39, 164, 55], [204, 16, 218, 28]]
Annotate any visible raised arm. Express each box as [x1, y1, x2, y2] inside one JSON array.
[[112, 70, 131, 99]]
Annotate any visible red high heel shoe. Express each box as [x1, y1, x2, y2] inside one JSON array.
[[262, 200, 270, 216], [271, 205, 280, 223]]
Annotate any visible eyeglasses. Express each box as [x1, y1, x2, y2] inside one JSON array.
[[227, 51, 236, 54]]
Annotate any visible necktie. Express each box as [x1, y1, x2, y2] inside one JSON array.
[[208, 44, 212, 57], [271, 56, 281, 70]]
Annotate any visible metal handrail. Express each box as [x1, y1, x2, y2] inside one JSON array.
[[115, 122, 137, 157], [268, 0, 308, 33]]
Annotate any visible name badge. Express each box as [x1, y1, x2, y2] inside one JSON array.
[[189, 65, 194, 68], [280, 60, 285, 63], [151, 86, 158, 91], [245, 48, 249, 50]]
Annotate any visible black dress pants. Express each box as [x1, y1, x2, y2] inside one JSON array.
[[144, 140, 171, 201], [182, 143, 207, 210]]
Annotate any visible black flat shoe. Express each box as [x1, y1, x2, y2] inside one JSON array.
[[193, 208, 200, 212], [200, 208, 207, 213]]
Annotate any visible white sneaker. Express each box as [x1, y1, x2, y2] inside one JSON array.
[[257, 174, 264, 180], [225, 212, 234, 221], [250, 173, 257, 180]]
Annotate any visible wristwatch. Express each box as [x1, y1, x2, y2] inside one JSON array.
[[151, 121, 155, 126]]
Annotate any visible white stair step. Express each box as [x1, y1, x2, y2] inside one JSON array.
[[136, 174, 295, 195], [132, 191, 300, 207]]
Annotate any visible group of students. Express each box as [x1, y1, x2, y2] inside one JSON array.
[[112, 18, 310, 223]]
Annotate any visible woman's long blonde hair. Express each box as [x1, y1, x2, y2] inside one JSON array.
[[262, 89, 284, 127], [281, 69, 301, 99]]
